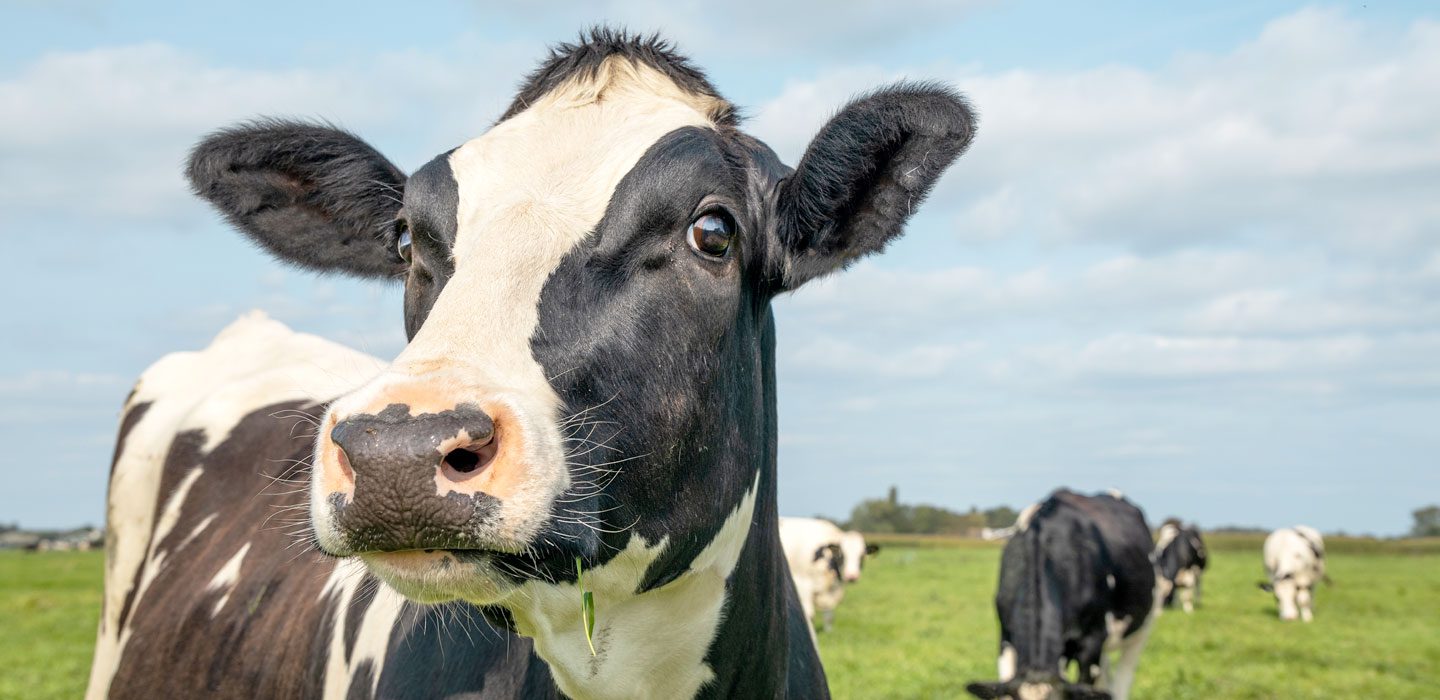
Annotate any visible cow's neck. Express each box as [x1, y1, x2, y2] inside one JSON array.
[[501, 474, 810, 699]]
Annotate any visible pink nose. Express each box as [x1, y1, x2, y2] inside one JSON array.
[[845, 574, 860, 583]]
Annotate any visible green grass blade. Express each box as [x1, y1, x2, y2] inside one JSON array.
[[576, 556, 596, 656]]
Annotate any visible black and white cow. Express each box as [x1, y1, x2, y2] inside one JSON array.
[[778, 517, 880, 633], [1260, 526, 1326, 622], [1154, 519, 1208, 614], [86, 30, 975, 699], [967, 490, 1159, 700]]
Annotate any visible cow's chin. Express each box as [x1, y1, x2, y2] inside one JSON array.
[[360, 550, 519, 604]]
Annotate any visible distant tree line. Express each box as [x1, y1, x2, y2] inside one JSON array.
[[1413, 505, 1440, 538], [844, 486, 1018, 536]]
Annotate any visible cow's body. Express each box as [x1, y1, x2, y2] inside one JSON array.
[[1261, 526, 1326, 622], [968, 490, 1159, 700], [88, 30, 975, 700], [1154, 520, 1207, 614], [777, 517, 877, 634]]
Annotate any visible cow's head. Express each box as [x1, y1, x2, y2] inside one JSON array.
[[838, 530, 879, 582], [966, 676, 1112, 700], [1260, 573, 1316, 621], [187, 31, 974, 607]]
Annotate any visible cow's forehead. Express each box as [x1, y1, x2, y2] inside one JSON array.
[[390, 57, 724, 397], [450, 57, 722, 261]]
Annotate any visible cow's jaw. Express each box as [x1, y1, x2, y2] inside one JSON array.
[[501, 473, 760, 700]]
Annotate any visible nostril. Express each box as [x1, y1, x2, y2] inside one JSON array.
[[444, 448, 482, 473], [439, 435, 499, 483]]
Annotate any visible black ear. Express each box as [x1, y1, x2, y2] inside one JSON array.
[[1258, 582, 1274, 593], [866, 543, 881, 556], [966, 681, 1010, 699], [774, 82, 976, 290], [186, 119, 407, 278]]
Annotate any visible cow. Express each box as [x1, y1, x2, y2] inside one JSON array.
[[1154, 519, 1207, 614], [778, 517, 880, 633], [967, 489, 1159, 700], [1259, 526, 1326, 622], [85, 29, 976, 700]]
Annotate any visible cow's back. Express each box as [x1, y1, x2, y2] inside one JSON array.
[[86, 314, 559, 698]]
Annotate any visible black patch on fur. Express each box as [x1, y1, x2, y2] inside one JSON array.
[[501, 26, 736, 126], [109, 401, 152, 478], [186, 119, 407, 279], [775, 83, 976, 289], [345, 660, 375, 700], [343, 573, 379, 663]]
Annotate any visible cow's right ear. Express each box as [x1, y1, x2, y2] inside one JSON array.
[[186, 120, 407, 279], [1257, 582, 1274, 593]]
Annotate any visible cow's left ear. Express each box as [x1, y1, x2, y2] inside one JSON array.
[[773, 83, 976, 291], [865, 543, 881, 556], [1257, 582, 1274, 593]]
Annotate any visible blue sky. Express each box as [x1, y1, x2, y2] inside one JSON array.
[[2, 1, 1436, 534]]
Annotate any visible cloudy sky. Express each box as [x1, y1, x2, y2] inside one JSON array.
[[3, 1, 1436, 534]]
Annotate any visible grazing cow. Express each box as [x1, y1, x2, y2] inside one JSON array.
[[1154, 519, 1208, 613], [1260, 526, 1326, 622], [967, 490, 1158, 700], [86, 29, 976, 700], [778, 517, 880, 633]]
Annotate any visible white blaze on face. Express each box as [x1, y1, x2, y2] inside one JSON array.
[[837, 530, 868, 582], [319, 58, 723, 551]]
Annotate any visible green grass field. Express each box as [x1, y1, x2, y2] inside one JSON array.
[[2, 537, 1437, 699]]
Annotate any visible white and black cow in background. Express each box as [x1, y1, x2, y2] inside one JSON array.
[[1260, 526, 1327, 622], [967, 490, 1159, 700], [778, 517, 880, 633], [1154, 519, 1208, 614], [86, 30, 976, 700]]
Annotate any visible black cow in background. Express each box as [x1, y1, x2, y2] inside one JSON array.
[[1154, 519, 1208, 614], [968, 489, 1159, 700]]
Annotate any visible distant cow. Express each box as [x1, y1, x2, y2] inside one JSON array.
[[1154, 520, 1208, 613], [1260, 526, 1326, 622], [968, 490, 1158, 700], [779, 517, 879, 633]]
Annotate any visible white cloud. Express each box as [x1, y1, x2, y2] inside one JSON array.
[[0, 40, 527, 228]]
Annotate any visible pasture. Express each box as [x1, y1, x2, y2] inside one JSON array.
[[3, 536, 1437, 699]]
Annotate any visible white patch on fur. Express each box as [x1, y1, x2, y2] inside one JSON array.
[[1106, 574, 1117, 590], [87, 465, 204, 699], [1154, 523, 1179, 553], [317, 58, 720, 555], [998, 642, 1017, 681], [1106, 488, 1125, 499], [1015, 502, 1042, 532], [176, 513, 218, 553], [206, 542, 252, 617], [87, 313, 383, 700], [502, 474, 759, 700], [319, 559, 408, 700]]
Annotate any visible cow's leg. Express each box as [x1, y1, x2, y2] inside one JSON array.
[[1073, 631, 1106, 687], [820, 608, 835, 633], [1298, 586, 1314, 622], [1102, 615, 1155, 700], [1180, 584, 1195, 614]]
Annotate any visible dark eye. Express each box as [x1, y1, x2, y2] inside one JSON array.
[[687, 212, 733, 257], [396, 221, 413, 263]]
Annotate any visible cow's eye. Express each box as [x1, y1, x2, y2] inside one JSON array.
[[396, 222, 413, 264], [687, 212, 733, 257]]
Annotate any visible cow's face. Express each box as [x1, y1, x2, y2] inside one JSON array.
[[838, 531, 879, 582], [1262, 575, 1313, 621], [187, 45, 973, 605]]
